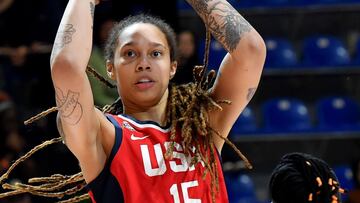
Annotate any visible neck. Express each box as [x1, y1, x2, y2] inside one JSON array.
[[123, 89, 169, 126]]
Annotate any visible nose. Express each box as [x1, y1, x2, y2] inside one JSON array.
[[136, 56, 151, 72]]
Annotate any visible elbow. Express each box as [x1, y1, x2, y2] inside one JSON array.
[[254, 35, 267, 68], [51, 56, 70, 72], [245, 31, 267, 60], [50, 53, 83, 79], [235, 30, 266, 59], [51, 51, 77, 70]]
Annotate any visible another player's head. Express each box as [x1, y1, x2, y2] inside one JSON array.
[[178, 30, 197, 60], [104, 14, 177, 106], [269, 152, 345, 203]]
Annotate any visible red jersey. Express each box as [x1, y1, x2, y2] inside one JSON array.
[[88, 114, 229, 203]]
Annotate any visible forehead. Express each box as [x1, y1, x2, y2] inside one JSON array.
[[118, 23, 168, 47]]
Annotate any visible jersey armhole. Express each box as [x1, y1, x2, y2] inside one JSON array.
[[87, 114, 123, 188], [105, 114, 123, 162]]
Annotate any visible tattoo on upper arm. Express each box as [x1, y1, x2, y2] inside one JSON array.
[[50, 24, 76, 63], [55, 87, 83, 125], [247, 87, 257, 101], [187, 0, 251, 52]]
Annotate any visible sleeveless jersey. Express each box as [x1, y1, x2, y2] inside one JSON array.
[[87, 114, 229, 203]]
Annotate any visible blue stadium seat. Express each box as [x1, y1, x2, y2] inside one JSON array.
[[316, 96, 360, 131], [230, 106, 258, 136], [228, 0, 263, 8], [302, 35, 351, 67], [226, 173, 258, 203], [292, 0, 314, 6], [294, 0, 352, 6], [317, 0, 347, 5], [198, 39, 227, 71], [348, 0, 360, 3], [264, 37, 298, 68], [262, 98, 312, 133], [262, 0, 291, 7], [333, 164, 355, 200]]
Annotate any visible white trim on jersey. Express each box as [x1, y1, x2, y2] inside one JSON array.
[[117, 114, 171, 133]]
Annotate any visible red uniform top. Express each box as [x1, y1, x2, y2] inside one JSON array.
[[88, 114, 229, 203]]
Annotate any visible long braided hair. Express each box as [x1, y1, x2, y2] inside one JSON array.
[[269, 152, 346, 203], [0, 14, 251, 203]]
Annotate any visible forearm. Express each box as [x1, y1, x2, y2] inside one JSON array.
[[50, 0, 96, 70], [185, 0, 253, 53]]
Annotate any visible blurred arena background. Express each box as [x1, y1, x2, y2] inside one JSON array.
[[1, 0, 360, 202]]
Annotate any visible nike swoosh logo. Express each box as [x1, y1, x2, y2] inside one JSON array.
[[130, 134, 149, 141]]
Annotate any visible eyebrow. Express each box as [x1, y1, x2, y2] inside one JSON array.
[[121, 41, 166, 49]]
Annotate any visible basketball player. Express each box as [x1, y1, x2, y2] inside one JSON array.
[[269, 152, 345, 203], [50, 0, 265, 202]]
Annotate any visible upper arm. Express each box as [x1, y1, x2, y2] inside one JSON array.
[[50, 0, 114, 183], [183, 0, 266, 151], [209, 29, 266, 152], [52, 63, 112, 182]]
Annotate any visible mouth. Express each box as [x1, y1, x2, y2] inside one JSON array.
[[135, 78, 154, 84], [134, 78, 155, 90]]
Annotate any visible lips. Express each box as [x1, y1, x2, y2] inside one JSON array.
[[136, 78, 154, 84], [134, 77, 155, 90]]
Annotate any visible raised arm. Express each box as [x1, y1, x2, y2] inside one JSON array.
[[50, 0, 113, 182], [186, 0, 266, 151]]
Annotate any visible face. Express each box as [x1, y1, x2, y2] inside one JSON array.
[[178, 31, 195, 58], [107, 23, 177, 109]]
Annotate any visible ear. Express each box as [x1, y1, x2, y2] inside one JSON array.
[[169, 61, 177, 80], [106, 60, 116, 80]]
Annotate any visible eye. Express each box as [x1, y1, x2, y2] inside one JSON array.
[[151, 50, 162, 57], [124, 50, 136, 58]]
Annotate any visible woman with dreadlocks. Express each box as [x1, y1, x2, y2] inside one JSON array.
[[6, 0, 264, 202], [269, 152, 346, 203]]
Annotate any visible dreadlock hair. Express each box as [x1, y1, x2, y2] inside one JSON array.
[[269, 152, 346, 203], [0, 13, 252, 203]]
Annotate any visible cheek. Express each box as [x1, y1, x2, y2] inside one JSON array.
[[162, 75, 171, 87], [159, 63, 172, 81], [114, 66, 132, 88], [120, 73, 132, 87]]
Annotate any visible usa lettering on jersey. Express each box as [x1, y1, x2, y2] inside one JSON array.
[[140, 142, 205, 176]]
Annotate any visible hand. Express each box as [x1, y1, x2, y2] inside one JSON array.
[[95, 0, 100, 5]]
